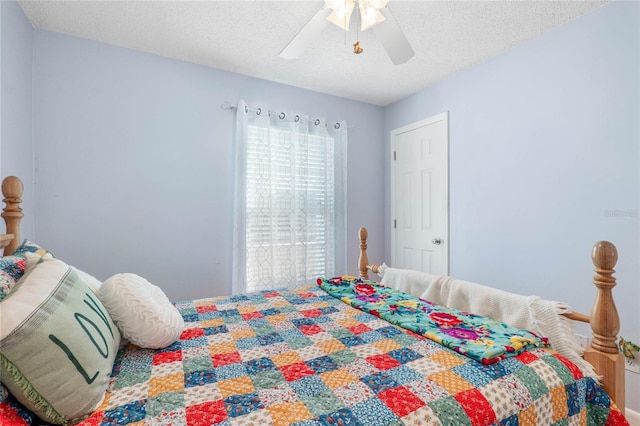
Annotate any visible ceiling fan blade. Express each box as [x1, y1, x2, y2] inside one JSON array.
[[372, 7, 414, 65], [280, 6, 332, 59]]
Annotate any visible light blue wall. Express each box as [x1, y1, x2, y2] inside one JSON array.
[[385, 0, 639, 410], [0, 0, 35, 239], [32, 30, 385, 300]]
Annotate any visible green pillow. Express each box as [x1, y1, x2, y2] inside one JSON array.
[[0, 257, 120, 424]]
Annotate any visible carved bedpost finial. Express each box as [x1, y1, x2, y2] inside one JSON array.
[[584, 240, 624, 412], [592, 241, 618, 271], [590, 240, 620, 354], [358, 227, 369, 280], [2, 176, 24, 255]]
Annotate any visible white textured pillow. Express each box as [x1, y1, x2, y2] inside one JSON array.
[[97, 274, 184, 349]]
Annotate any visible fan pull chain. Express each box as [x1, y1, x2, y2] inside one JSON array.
[[353, 0, 363, 54]]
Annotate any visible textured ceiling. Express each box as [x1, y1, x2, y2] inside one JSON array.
[[19, 0, 608, 106]]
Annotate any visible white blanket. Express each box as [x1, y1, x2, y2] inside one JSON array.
[[380, 267, 598, 379]]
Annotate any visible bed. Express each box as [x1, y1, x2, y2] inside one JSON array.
[[0, 175, 628, 425]]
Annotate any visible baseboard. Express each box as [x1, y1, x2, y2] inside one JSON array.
[[626, 408, 640, 425]]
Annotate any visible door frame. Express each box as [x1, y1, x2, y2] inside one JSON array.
[[390, 111, 450, 274]]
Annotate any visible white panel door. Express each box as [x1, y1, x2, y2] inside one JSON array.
[[391, 112, 449, 274]]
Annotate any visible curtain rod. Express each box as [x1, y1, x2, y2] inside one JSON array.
[[220, 101, 350, 130]]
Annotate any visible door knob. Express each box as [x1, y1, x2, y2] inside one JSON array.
[[432, 238, 443, 245]]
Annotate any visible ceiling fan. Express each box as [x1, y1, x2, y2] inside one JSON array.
[[280, 0, 414, 65]]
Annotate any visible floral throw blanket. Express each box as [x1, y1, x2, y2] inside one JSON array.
[[318, 276, 549, 365]]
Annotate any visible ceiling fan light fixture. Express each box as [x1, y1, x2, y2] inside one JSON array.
[[282, 0, 413, 65], [327, 10, 354, 31], [325, 0, 355, 31], [359, 4, 385, 31], [325, 0, 387, 32], [324, 0, 353, 10]]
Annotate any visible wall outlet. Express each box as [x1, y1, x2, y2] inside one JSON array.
[[576, 334, 590, 349], [625, 355, 640, 374]]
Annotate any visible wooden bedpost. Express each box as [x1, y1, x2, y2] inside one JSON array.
[[1, 176, 24, 256], [583, 241, 624, 413], [358, 227, 369, 279]]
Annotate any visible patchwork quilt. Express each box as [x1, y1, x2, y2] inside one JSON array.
[[0, 283, 629, 425]]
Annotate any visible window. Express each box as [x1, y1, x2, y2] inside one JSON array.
[[233, 102, 347, 294]]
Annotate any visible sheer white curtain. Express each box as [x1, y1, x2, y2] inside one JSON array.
[[232, 100, 347, 294]]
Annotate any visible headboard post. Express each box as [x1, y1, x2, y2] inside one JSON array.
[[583, 241, 624, 412], [358, 227, 369, 279], [1, 176, 24, 256]]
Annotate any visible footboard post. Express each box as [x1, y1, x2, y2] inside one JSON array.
[[358, 227, 369, 280], [583, 241, 624, 413]]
